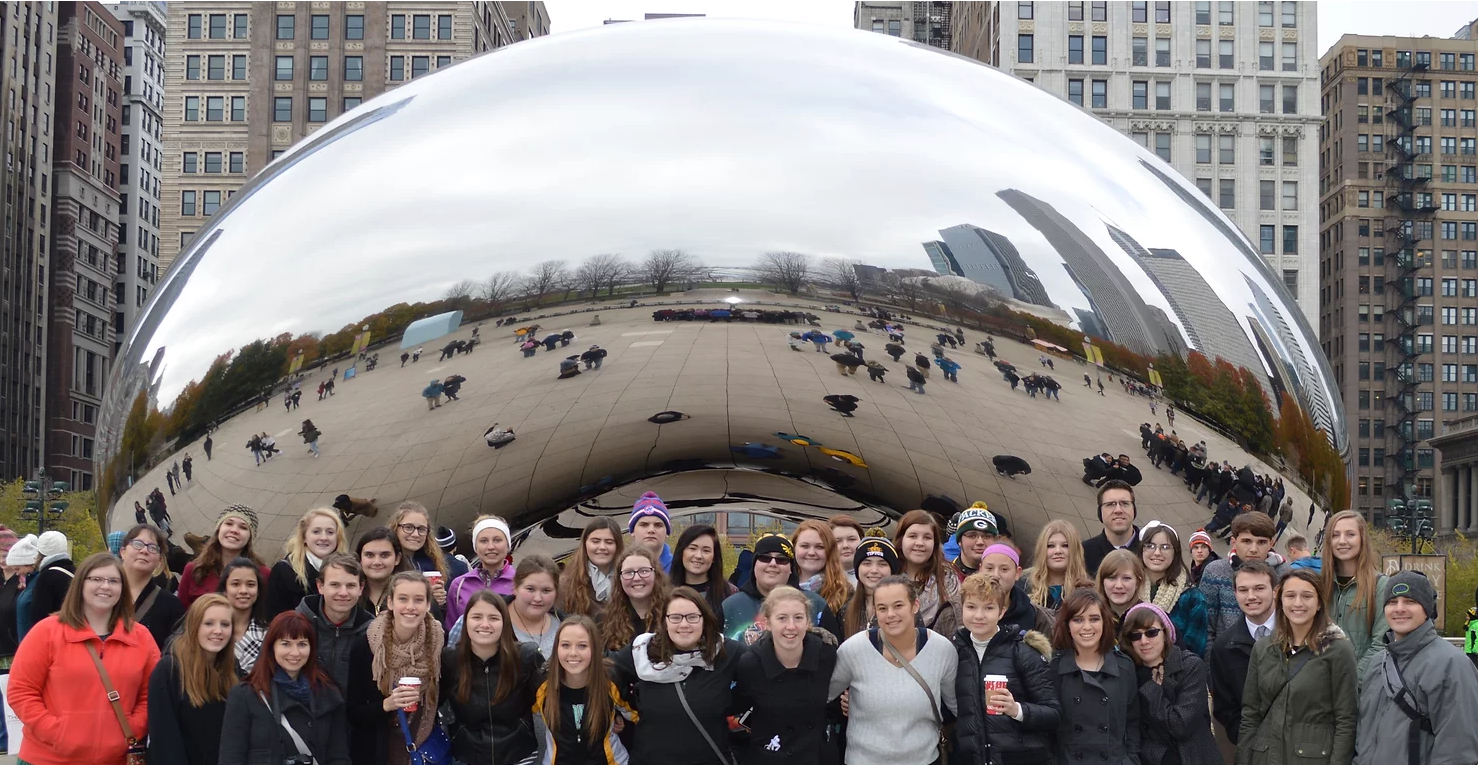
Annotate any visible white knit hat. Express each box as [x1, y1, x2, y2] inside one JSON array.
[[35, 530, 69, 559], [6, 535, 39, 566]]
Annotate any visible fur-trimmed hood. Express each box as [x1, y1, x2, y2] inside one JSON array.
[[1022, 629, 1052, 660]]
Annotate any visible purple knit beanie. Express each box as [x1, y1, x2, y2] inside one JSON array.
[[1124, 602, 1176, 646], [628, 491, 671, 534]]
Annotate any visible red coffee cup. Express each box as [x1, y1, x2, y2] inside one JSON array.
[[983, 674, 1008, 715], [399, 676, 422, 712]]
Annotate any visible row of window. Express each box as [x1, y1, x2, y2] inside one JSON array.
[[1254, 224, 1300, 256], [1354, 248, 1478, 269], [181, 151, 244, 175], [1356, 333, 1478, 355], [186, 12, 452, 42], [1354, 48, 1478, 71], [1356, 418, 1463, 441], [1358, 448, 1450, 467], [1356, 388, 1478, 413], [179, 190, 224, 217], [276, 55, 365, 82], [269, 96, 362, 123], [1018, 0, 1297, 27], [1023, 35, 1299, 72]]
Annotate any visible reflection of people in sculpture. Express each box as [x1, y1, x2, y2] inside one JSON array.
[[648, 411, 689, 424], [400, 351, 410, 367], [182, 454, 193, 482], [423, 379, 445, 409], [589, 314, 602, 326], [581, 346, 607, 370], [823, 394, 860, 417], [558, 356, 582, 379], [204, 433, 213, 460], [484, 423, 516, 448], [442, 375, 465, 401], [299, 419, 321, 458], [134, 501, 147, 526]]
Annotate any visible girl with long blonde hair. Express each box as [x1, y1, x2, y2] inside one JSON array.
[[792, 520, 852, 616], [1319, 509, 1390, 676], [265, 507, 347, 617], [1024, 519, 1089, 611]]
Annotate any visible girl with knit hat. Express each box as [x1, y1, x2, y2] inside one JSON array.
[[445, 515, 515, 630], [719, 533, 838, 644], [21, 530, 76, 640], [627, 491, 674, 572], [179, 504, 269, 608], [1138, 521, 1210, 656], [1118, 602, 1219, 765], [0, 534, 38, 660], [839, 532, 902, 638]]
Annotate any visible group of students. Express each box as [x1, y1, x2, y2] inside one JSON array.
[[5, 480, 1478, 765]]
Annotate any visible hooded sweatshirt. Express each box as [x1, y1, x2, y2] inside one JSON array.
[[1354, 620, 1478, 765], [1002, 580, 1055, 635], [295, 594, 375, 691]]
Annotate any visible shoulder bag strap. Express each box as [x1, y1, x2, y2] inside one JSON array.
[[882, 637, 944, 729], [134, 586, 161, 623], [83, 643, 137, 745], [259, 690, 318, 765], [672, 680, 733, 765]]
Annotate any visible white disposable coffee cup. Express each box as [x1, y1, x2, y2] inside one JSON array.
[[983, 675, 1008, 715], [424, 571, 442, 584], [399, 676, 422, 712]]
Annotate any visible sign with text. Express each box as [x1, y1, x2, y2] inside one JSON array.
[[1381, 554, 1447, 631]]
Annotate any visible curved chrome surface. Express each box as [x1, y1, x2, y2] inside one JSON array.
[[97, 20, 1340, 553]]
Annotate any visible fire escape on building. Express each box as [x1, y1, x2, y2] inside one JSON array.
[[913, 1, 951, 49], [1383, 55, 1437, 508]]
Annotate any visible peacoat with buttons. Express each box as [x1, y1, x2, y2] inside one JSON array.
[[733, 630, 841, 765], [1235, 624, 1356, 765], [1049, 649, 1141, 765]]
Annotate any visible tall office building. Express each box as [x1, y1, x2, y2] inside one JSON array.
[[853, 2, 953, 49], [923, 1, 1321, 321], [0, 3, 60, 480], [47, 2, 125, 492], [924, 224, 1054, 307], [1320, 29, 1478, 527], [503, 2, 551, 41], [160, 2, 530, 271], [109, 2, 166, 356]]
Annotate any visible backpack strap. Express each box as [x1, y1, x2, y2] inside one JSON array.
[[1382, 651, 1434, 765]]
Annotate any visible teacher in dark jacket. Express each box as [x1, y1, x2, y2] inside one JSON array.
[[1119, 603, 1218, 765], [1081, 481, 1142, 576], [612, 587, 746, 765], [219, 611, 351, 765], [733, 586, 840, 765]]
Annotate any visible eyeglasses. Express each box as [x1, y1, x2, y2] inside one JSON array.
[[397, 523, 430, 537], [620, 567, 655, 580], [755, 554, 790, 565], [1099, 500, 1134, 510], [127, 539, 161, 555], [1127, 628, 1163, 643], [86, 576, 122, 587], [1143, 543, 1175, 553], [665, 612, 703, 624]]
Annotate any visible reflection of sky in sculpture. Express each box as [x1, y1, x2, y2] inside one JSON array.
[[104, 19, 1342, 454]]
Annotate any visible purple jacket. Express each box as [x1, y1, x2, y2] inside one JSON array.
[[444, 560, 515, 629]]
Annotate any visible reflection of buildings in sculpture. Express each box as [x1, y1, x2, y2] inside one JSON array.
[[1246, 316, 1295, 409], [853, 264, 888, 283], [1072, 307, 1110, 344], [1101, 224, 1189, 357], [1124, 245, 1272, 397], [924, 226, 1054, 308], [1244, 274, 1334, 434], [998, 189, 1168, 357]]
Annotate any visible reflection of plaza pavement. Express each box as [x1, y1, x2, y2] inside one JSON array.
[[109, 291, 1312, 556]]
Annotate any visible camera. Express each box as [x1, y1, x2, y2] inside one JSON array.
[[283, 757, 312, 765]]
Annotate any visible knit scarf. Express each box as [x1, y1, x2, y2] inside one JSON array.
[[1149, 570, 1188, 615], [366, 611, 444, 761], [273, 668, 313, 708], [630, 632, 713, 683], [588, 561, 612, 602]]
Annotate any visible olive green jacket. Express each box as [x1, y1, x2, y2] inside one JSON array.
[[1328, 573, 1388, 683], [1236, 624, 1357, 765]]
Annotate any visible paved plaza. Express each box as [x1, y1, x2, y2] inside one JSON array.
[[110, 290, 1314, 556]]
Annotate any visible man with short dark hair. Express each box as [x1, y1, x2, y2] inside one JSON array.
[[295, 553, 373, 690], [1209, 559, 1279, 760], [1200, 512, 1284, 646], [1354, 571, 1478, 765], [1082, 480, 1142, 575]]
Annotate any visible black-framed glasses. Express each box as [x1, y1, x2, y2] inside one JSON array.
[[1127, 628, 1163, 642], [665, 612, 703, 624], [1099, 500, 1134, 510], [620, 567, 655, 580], [397, 523, 429, 537], [128, 539, 161, 555]]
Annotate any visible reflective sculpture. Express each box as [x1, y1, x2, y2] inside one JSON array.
[[98, 20, 1341, 556]]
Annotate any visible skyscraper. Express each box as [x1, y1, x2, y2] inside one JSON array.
[[1133, 246, 1268, 385], [925, 223, 1055, 308], [937, 224, 1013, 297]]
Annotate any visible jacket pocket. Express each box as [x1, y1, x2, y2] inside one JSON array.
[[1288, 723, 1333, 761]]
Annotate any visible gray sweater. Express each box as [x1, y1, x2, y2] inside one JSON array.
[[828, 628, 959, 765]]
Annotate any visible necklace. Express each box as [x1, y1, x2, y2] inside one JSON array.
[[511, 607, 550, 639]]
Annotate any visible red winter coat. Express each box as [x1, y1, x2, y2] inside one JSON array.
[[8, 614, 161, 765]]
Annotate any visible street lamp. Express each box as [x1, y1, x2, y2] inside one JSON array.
[[20, 470, 70, 534], [1387, 496, 1434, 554]]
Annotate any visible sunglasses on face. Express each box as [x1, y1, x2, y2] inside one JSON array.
[[755, 554, 790, 565], [1127, 628, 1163, 643]]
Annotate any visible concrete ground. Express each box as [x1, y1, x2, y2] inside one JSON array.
[[111, 290, 1316, 557]]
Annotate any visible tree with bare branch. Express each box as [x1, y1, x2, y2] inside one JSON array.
[[641, 249, 701, 294], [882, 272, 923, 311], [823, 257, 863, 301], [444, 279, 479, 309], [522, 260, 567, 303], [479, 271, 521, 311], [755, 251, 812, 295], [601, 256, 630, 296], [576, 253, 629, 298]]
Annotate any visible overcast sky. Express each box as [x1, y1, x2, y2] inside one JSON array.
[[545, 1, 1478, 58]]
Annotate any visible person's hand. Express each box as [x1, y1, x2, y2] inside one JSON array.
[[430, 577, 447, 606], [840, 690, 849, 717], [613, 716, 626, 734], [986, 687, 1020, 718], [383, 683, 420, 712]]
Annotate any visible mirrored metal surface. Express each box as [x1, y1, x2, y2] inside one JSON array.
[[98, 20, 1341, 554]]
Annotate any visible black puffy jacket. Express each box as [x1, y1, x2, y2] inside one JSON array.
[[953, 624, 1060, 765], [438, 642, 544, 765]]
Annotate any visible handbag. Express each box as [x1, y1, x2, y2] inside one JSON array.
[[83, 643, 147, 765], [882, 635, 951, 765], [396, 707, 453, 765], [673, 681, 734, 765]]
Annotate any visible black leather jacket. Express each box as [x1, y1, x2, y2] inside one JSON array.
[[437, 642, 544, 765]]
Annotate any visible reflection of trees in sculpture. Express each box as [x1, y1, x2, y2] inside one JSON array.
[[642, 249, 701, 294], [755, 251, 811, 295], [443, 279, 480, 310], [881, 272, 924, 310], [522, 260, 568, 303], [823, 258, 862, 302], [1276, 391, 1351, 514], [479, 271, 521, 311], [576, 254, 630, 298]]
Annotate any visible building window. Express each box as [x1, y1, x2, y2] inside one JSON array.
[[1133, 37, 1148, 67], [276, 14, 294, 40], [181, 190, 196, 216], [412, 56, 429, 78], [391, 14, 405, 39], [1260, 225, 1276, 254], [390, 56, 404, 81], [1154, 132, 1171, 162], [232, 54, 246, 80], [309, 97, 327, 122], [229, 152, 244, 173], [1156, 81, 1171, 109], [273, 96, 291, 122], [1282, 42, 1297, 71], [234, 13, 248, 38], [1133, 81, 1148, 109], [1260, 136, 1275, 165], [1284, 225, 1298, 254], [187, 14, 202, 39], [438, 14, 452, 39], [346, 15, 364, 40], [208, 55, 225, 80], [1195, 1, 1211, 24], [1281, 1, 1297, 27], [1283, 84, 1297, 114], [1018, 34, 1034, 64], [1258, 0, 1273, 26], [1260, 180, 1275, 210], [1219, 133, 1235, 163], [1196, 177, 1214, 198], [1219, 1, 1234, 24], [345, 56, 363, 81], [1219, 40, 1234, 69], [183, 153, 197, 173], [184, 96, 199, 122], [413, 14, 431, 39], [1196, 39, 1211, 68], [1092, 36, 1107, 65], [206, 96, 223, 121], [309, 56, 328, 81], [1155, 0, 1171, 22], [1259, 41, 1274, 71], [205, 152, 222, 173], [1068, 35, 1083, 65], [209, 13, 226, 38], [231, 96, 245, 121], [1197, 134, 1213, 163], [203, 191, 221, 216], [1219, 178, 1235, 209], [1220, 83, 1235, 111], [344, 97, 362, 111], [185, 55, 200, 80], [1068, 79, 1084, 107], [275, 55, 293, 81], [1156, 38, 1170, 67], [1091, 79, 1107, 108], [1019, 1, 1035, 19], [1259, 84, 1275, 114], [1069, 2, 1084, 21], [1092, 1, 1108, 21], [1197, 82, 1211, 111], [1283, 136, 1298, 165], [311, 14, 329, 40]]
